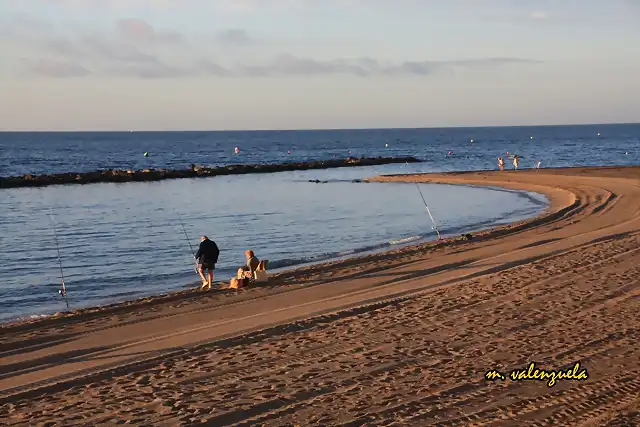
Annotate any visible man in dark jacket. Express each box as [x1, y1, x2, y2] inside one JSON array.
[[194, 235, 220, 290]]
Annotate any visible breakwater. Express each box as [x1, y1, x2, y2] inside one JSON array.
[[0, 156, 420, 189]]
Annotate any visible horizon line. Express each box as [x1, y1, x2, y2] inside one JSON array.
[[0, 121, 638, 133]]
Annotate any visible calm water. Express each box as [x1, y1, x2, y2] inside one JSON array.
[[1, 124, 638, 322], [1, 123, 638, 177]]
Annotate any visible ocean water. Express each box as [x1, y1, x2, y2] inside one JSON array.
[[1, 123, 638, 177], [0, 124, 638, 322], [0, 165, 547, 322]]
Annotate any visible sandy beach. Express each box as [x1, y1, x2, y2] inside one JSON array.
[[1, 166, 639, 426]]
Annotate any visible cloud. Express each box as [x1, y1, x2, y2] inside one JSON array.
[[105, 63, 190, 78], [530, 11, 547, 20], [31, 0, 201, 10], [14, 52, 540, 79], [45, 53, 536, 79], [5, 16, 540, 79], [21, 58, 89, 77], [31, 0, 347, 13], [235, 54, 539, 78], [116, 19, 183, 45], [82, 33, 161, 64], [213, 0, 366, 13], [216, 29, 252, 47], [197, 59, 233, 77], [6, 18, 182, 78]]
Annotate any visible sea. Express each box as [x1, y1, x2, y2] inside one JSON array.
[[1, 123, 638, 322]]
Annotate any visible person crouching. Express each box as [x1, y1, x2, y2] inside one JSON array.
[[195, 236, 220, 290]]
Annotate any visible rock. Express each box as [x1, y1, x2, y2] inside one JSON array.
[[0, 156, 421, 189]]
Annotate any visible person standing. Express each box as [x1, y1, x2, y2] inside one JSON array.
[[497, 157, 505, 171], [513, 155, 520, 170], [194, 236, 220, 290]]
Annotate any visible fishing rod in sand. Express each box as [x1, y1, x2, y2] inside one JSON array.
[[175, 210, 199, 274], [404, 162, 442, 240], [368, 160, 442, 240], [48, 208, 70, 310]]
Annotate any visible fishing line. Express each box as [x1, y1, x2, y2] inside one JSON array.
[[48, 207, 70, 310], [175, 209, 199, 274]]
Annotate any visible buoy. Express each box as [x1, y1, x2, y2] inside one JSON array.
[[385, 143, 388, 148], [234, 147, 239, 154], [143, 152, 148, 157], [530, 136, 534, 140], [598, 133, 601, 136], [470, 139, 474, 143]]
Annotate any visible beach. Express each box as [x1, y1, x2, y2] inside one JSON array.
[[1, 166, 639, 426], [0, 164, 545, 321]]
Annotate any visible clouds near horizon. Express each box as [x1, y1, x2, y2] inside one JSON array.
[[0, 0, 639, 130], [3, 16, 539, 79]]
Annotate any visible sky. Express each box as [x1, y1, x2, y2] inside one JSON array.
[[1, 0, 639, 131]]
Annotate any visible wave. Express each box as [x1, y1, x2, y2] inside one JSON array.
[[267, 234, 426, 270], [10, 313, 53, 323], [266, 208, 542, 271]]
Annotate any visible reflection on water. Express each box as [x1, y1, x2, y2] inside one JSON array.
[[0, 165, 547, 321]]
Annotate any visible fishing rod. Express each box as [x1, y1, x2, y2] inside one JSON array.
[[48, 208, 70, 310], [404, 161, 442, 240], [412, 179, 442, 240], [175, 210, 199, 274], [368, 161, 442, 240]]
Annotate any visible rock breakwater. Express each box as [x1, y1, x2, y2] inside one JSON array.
[[0, 156, 420, 189]]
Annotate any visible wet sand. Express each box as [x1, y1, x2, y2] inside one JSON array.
[[1, 166, 639, 426]]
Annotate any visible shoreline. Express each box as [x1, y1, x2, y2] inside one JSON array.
[[0, 156, 419, 189], [1, 190, 548, 327], [2, 165, 639, 425], [0, 170, 561, 331]]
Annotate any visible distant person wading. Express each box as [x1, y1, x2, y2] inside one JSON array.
[[194, 236, 220, 290]]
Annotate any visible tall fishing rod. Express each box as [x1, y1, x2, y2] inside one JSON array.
[[404, 161, 442, 240], [48, 208, 70, 310], [412, 179, 442, 240], [175, 210, 199, 274], [368, 161, 442, 240]]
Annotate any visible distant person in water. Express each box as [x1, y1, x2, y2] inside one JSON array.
[[195, 236, 219, 290], [497, 157, 505, 171], [513, 155, 520, 170]]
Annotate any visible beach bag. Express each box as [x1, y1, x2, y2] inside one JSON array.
[[254, 270, 268, 283], [253, 260, 269, 283]]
